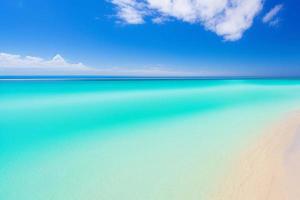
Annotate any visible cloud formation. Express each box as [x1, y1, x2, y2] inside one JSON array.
[[110, 0, 264, 41], [0, 52, 93, 75], [0, 52, 198, 76], [112, 0, 146, 24], [262, 4, 283, 26], [0, 52, 86, 68]]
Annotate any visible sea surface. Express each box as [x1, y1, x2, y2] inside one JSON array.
[[1, 79, 300, 200]]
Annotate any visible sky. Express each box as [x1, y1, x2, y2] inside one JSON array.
[[0, 0, 299, 77]]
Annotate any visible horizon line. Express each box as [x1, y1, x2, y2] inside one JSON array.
[[1, 75, 300, 81]]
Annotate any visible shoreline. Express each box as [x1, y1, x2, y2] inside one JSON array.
[[214, 111, 300, 200]]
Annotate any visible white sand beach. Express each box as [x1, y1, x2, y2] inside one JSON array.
[[214, 111, 300, 200]]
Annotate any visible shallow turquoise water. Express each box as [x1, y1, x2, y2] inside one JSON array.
[[1, 79, 300, 200]]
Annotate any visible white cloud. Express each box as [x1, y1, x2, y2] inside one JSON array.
[[0, 52, 86, 68], [111, 0, 146, 24], [262, 4, 283, 25], [152, 16, 170, 24], [0, 52, 199, 76], [0, 52, 94, 75], [109, 0, 264, 41]]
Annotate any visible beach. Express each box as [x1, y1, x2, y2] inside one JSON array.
[[1, 79, 300, 200], [215, 111, 300, 200]]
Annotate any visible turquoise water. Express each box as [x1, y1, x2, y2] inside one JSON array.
[[1, 79, 300, 200]]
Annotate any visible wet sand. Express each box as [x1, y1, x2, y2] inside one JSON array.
[[214, 111, 300, 200]]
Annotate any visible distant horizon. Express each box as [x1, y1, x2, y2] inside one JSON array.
[[2, 75, 300, 80]]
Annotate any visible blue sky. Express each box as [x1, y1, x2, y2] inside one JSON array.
[[0, 0, 299, 76]]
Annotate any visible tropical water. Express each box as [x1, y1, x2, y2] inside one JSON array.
[[1, 79, 300, 200]]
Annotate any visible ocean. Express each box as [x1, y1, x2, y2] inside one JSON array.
[[1, 79, 300, 200]]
